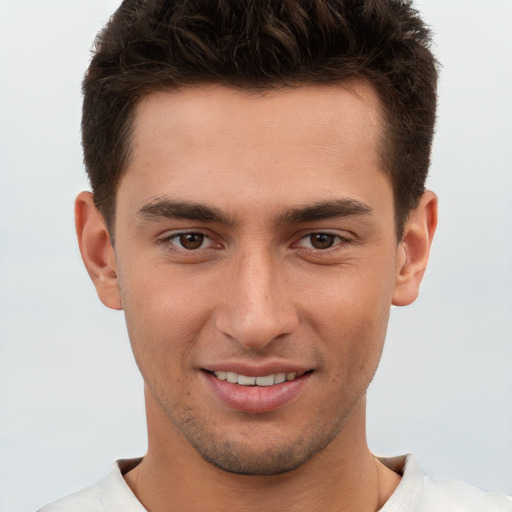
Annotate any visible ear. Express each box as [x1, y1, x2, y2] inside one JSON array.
[[392, 190, 438, 306], [75, 191, 122, 310]]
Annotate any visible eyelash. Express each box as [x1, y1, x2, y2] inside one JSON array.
[[159, 230, 352, 256], [159, 231, 218, 253], [296, 232, 351, 251]]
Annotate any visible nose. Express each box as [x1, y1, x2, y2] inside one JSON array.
[[215, 249, 299, 349]]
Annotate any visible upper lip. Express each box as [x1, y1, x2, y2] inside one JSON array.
[[201, 361, 312, 377]]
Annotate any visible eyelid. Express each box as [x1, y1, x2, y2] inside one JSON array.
[[158, 229, 220, 252], [294, 231, 353, 251], [157, 228, 354, 254]]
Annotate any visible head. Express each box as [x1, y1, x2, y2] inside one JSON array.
[[82, 0, 437, 240], [76, 0, 438, 478]]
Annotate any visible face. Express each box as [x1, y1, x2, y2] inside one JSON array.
[[110, 84, 404, 475]]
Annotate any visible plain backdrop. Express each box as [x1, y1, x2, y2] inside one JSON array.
[[0, 1, 511, 511]]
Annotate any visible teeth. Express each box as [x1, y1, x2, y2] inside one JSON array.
[[213, 371, 299, 386], [226, 372, 238, 383], [274, 373, 286, 384], [237, 375, 256, 385], [255, 375, 275, 386]]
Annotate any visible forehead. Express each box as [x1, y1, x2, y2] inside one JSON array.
[[119, 83, 391, 219], [131, 82, 384, 157]]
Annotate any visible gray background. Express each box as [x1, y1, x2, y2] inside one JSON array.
[[1, 1, 511, 510]]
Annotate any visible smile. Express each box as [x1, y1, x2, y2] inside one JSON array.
[[212, 371, 298, 386], [204, 369, 312, 413]]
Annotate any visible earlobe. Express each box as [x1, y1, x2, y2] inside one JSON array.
[[75, 191, 123, 310], [392, 191, 438, 306]]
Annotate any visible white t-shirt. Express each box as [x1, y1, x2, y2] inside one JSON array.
[[38, 455, 512, 511]]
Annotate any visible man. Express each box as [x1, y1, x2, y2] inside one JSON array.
[[38, 0, 512, 510]]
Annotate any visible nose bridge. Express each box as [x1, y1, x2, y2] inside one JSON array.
[[216, 243, 298, 348], [240, 246, 276, 313]]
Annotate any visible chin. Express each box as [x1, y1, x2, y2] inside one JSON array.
[[193, 437, 327, 476], [174, 412, 344, 476]]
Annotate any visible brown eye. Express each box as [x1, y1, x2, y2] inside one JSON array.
[[179, 233, 205, 250], [309, 233, 336, 249]]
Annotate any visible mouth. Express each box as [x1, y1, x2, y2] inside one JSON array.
[[209, 370, 303, 387], [202, 368, 313, 413]]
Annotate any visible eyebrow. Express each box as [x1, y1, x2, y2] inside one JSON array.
[[277, 199, 373, 224], [137, 199, 235, 225], [136, 198, 372, 226]]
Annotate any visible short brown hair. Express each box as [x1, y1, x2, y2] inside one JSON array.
[[82, 0, 438, 238]]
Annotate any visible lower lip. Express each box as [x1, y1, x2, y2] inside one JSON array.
[[202, 371, 312, 413]]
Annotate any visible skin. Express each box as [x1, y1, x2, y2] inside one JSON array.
[[76, 83, 437, 511]]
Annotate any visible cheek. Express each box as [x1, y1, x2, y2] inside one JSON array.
[[118, 265, 212, 370], [303, 263, 395, 368], [304, 260, 395, 323], [120, 259, 210, 322]]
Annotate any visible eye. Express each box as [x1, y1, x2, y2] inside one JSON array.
[[298, 233, 345, 250], [166, 232, 214, 251], [178, 233, 206, 250]]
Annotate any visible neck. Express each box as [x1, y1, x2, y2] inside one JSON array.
[[125, 393, 400, 512]]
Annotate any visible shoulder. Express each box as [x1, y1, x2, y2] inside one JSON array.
[[37, 459, 145, 512], [37, 483, 103, 512], [380, 454, 512, 512], [420, 476, 512, 511]]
